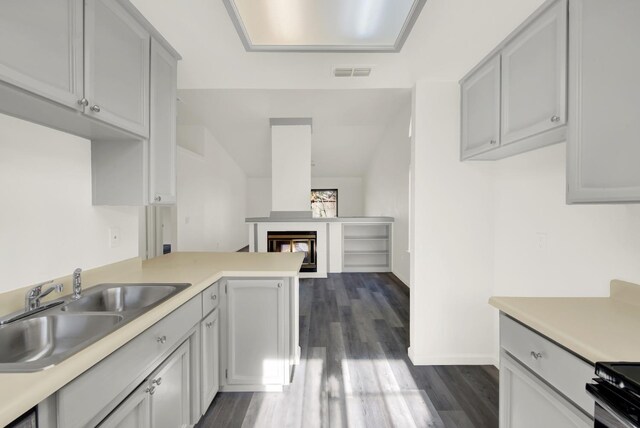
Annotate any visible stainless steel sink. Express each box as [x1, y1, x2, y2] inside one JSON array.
[[0, 314, 123, 371], [61, 284, 180, 313], [0, 283, 190, 372]]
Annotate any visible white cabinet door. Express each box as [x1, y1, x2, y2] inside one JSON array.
[[201, 309, 219, 413], [149, 340, 191, 428], [500, 352, 591, 428], [149, 38, 177, 205], [567, 0, 640, 203], [226, 279, 285, 386], [0, 0, 83, 110], [84, 0, 150, 137], [461, 55, 501, 159], [98, 383, 151, 428], [501, 0, 567, 146]]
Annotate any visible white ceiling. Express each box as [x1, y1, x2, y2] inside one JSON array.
[[130, 0, 546, 89], [225, 0, 424, 51], [177, 89, 411, 178]]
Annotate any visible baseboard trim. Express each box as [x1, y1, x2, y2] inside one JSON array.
[[408, 351, 497, 366]]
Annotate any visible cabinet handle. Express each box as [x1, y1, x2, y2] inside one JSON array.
[[145, 385, 156, 395], [152, 377, 162, 386], [156, 335, 167, 344], [530, 351, 543, 360], [90, 105, 101, 113], [489, 140, 497, 145], [77, 98, 89, 107], [206, 321, 214, 328], [211, 294, 217, 300], [278, 283, 282, 288], [155, 196, 162, 202], [550, 115, 561, 123]]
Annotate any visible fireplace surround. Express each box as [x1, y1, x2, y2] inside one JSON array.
[[267, 231, 317, 273]]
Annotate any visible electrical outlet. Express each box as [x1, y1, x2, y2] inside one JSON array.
[[109, 228, 121, 248]]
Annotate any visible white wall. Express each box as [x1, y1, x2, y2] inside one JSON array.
[[0, 114, 140, 292], [246, 176, 365, 218], [247, 177, 272, 218], [271, 125, 311, 212], [364, 103, 412, 285], [409, 83, 640, 366], [409, 81, 496, 365], [493, 143, 640, 297], [177, 125, 248, 252]]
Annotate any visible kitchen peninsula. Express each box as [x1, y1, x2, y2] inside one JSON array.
[[0, 252, 304, 427]]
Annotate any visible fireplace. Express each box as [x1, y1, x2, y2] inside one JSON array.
[[267, 231, 317, 273]]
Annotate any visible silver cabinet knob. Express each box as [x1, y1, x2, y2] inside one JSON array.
[[211, 294, 217, 300], [551, 115, 561, 123], [152, 377, 162, 386], [489, 140, 497, 145], [155, 196, 162, 202], [90, 105, 101, 113], [530, 351, 543, 360], [206, 321, 214, 328], [77, 98, 89, 107], [156, 335, 167, 344], [277, 283, 282, 288]]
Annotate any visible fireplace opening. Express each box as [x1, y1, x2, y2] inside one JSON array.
[[267, 231, 317, 273]]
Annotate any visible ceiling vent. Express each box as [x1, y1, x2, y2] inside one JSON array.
[[333, 66, 372, 78]]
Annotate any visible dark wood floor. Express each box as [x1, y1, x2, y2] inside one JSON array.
[[196, 273, 499, 428]]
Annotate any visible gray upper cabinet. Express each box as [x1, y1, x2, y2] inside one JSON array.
[[0, 0, 84, 110], [501, 0, 567, 147], [461, 55, 501, 160], [149, 38, 178, 205], [84, 0, 150, 138], [461, 0, 569, 161], [567, 0, 640, 203]]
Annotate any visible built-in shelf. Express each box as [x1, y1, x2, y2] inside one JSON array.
[[342, 223, 392, 273]]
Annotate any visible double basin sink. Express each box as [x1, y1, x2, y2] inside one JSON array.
[[0, 283, 190, 372]]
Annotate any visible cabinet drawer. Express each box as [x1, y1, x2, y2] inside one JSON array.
[[500, 314, 594, 415], [202, 282, 220, 316], [58, 295, 201, 428]]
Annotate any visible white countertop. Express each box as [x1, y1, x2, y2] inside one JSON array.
[[490, 280, 640, 364], [0, 252, 304, 427]]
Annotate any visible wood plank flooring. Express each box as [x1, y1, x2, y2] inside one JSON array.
[[196, 273, 499, 428]]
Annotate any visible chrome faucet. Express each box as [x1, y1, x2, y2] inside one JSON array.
[[25, 280, 64, 311], [72, 268, 82, 300]]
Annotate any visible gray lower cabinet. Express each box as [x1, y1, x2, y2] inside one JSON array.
[[500, 351, 591, 428], [499, 314, 593, 427], [460, 55, 501, 159], [0, 0, 84, 111], [57, 296, 201, 428], [100, 340, 191, 428], [223, 279, 287, 389], [84, 0, 150, 138], [200, 309, 219, 413], [500, 0, 567, 148], [566, 0, 640, 203], [98, 382, 151, 428]]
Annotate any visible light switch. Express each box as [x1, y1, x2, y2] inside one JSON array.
[[536, 232, 547, 251]]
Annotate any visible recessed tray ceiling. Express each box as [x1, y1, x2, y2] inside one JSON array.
[[223, 0, 427, 52]]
